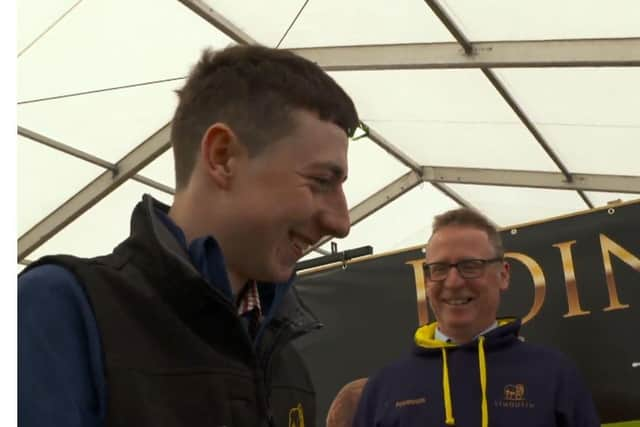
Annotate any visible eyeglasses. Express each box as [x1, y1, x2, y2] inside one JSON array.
[[423, 257, 503, 281]]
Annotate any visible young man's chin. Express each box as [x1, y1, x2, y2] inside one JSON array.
[[264, 264, 296, 284]]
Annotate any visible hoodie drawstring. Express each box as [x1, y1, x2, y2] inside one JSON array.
[[440, 337, 489, 427], [440, 347, 455, 426], [478, 336, 488, 427]]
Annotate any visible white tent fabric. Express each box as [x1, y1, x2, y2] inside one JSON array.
[[17, 0, 640, 271]]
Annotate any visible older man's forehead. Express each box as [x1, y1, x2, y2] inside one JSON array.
[[426, 226, 493, 255]]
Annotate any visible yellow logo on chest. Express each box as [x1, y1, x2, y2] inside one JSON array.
[[289, 403, 305, 427]]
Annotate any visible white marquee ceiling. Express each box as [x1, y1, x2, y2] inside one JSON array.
[[17, 0, 640, 270]]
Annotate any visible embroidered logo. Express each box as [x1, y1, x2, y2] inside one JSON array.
[[395, 397, 427, 408], [505, 384, 525, 400], [288, 403, 305, 427], [494, 384, 535, 409]]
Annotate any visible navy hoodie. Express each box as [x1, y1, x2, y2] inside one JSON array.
[[353, 319, 599, 427]]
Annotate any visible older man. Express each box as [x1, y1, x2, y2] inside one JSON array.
[[354, 208, 599, 427]]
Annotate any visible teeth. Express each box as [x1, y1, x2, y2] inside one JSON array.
[[446, 298, 471, 306]]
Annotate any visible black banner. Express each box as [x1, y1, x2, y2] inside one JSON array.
[[293, 200, 640, 425]]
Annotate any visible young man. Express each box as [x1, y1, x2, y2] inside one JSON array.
[[19, 45, 359, 427], [353, 208, 600, 427]]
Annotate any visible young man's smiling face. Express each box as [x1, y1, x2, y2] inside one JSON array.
[[223, 109, 350, 285], [425, 225, 510, 342]]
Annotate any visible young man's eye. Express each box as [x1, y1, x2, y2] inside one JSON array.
[[312, 177, 331, 186]]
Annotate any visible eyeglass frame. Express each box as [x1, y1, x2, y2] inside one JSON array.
[[422, 257, 504, 281]]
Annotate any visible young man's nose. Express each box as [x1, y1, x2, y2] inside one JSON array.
[[319, 188, 350, 238]]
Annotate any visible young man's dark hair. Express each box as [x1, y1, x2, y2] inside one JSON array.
[[171, 44, 359, 189]]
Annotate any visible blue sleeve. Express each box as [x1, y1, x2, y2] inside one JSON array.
[[18, 265, 106, 427]]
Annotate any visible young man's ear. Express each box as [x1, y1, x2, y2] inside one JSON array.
[[200, 123, 243, 189]]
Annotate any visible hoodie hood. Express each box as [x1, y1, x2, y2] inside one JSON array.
[[414, 317, 520, 351]]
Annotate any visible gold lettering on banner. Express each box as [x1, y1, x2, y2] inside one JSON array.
[[406, 259, 429, 326], [552, 241, 591, 318], [504, 252, 546, 324], [600, 234, 640, 312]]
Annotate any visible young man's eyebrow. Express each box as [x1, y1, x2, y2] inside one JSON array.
[[310, 162, 347, 181]]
